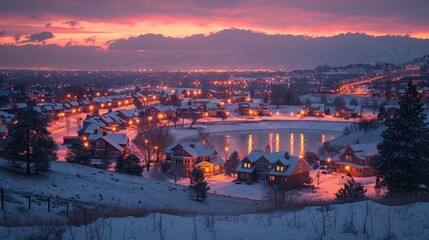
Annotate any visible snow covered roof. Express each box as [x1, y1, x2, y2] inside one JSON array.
[[169, 142, 216, 157], [349, 143, 378, 158], [212, 156, 225, 166], [151, 105, 176, 112], [344, 105, 362, 113], [102, 134, 128, 151], [119, 109, 136, 118], [87, 133, 128, 151], [79, 99, 92, 105], [104, 112, 126, 123], [205, 102, 218, 109], [244, 151, 265, 163], [92, 96, 112, 103], [0, 111, 14, 118], [78, 123, 102, 135], [262, 151, 288, 164], [269, 156, 300, 176]]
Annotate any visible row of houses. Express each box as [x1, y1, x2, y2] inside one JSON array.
[[301, 103, 363, 119], [164, 139, 379, 190]]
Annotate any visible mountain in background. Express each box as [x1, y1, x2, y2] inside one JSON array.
[[1, 29, 428, 70]]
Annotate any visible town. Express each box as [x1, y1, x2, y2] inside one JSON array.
[[1, 1, 429, 239]]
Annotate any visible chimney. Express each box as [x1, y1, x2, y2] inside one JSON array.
[[190, 143, 195, 148], [94, 129, 98, 134], [265, 144, 271, 153], [103, 132, 107, 136], [284, 151, 290, 159]]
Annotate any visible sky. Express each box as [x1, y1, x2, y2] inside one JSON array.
[[0, 1, 428, 70], [1, 0, 428, 47]]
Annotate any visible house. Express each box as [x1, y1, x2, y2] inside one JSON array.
[[235, 148, 311, 188], [332, 143, 378, 177], [166, 142, 224, 177], [147, 105, 176, 120], [237, 102, 268, 116], [118, 109, 138, 122], [84, 133, 130, 159], [28, 89, 54, 103], [231, 91, 252, 103], [77, 121, 109, 138], [335, 105, 362, 119], [203, 102, 221, 117], [103, 111, 127, 128], [0, 90, 19, 106], [301, 103, 326, 117]]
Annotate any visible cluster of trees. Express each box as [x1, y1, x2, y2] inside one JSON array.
[[133, 122, 175, 172], [371, 81, 429, 196], [337, 81, 429, 200], [3, 108, 58, 174]]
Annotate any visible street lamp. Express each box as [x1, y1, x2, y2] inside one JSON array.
[[224, 146, 229, 160]]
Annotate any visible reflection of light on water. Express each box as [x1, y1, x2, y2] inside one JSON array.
[[275, 133, 280, 152], [322, 134, 325, 143], [248, 134, 253, 154], [269, 132, 273, 153], [300, 133, 305, 157], [290, 133, 294, 156]]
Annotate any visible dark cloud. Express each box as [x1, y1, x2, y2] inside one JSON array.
[[26, 31, 54, 42], [85, 36, 96, 44], [14, 33, 23, 43], [1, 29, 428, 70], [63, 20, 79, 28], [0, 30, 5, 36], [29, 15, 38, 19], [45, 22, 52, 28]]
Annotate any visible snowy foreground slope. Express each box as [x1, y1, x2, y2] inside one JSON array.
[[0, 158, 265, 226], [2, 201, 429, 239]]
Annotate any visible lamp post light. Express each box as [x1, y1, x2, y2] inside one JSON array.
[[224, 146, 229, 160]]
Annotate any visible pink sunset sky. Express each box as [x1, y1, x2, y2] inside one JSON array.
[[1, 0, 428, 47]]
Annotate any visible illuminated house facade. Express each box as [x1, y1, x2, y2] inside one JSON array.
[[235, 150, 310, 188], [333, 143, 377, 177], [166, 142, 224, 177]]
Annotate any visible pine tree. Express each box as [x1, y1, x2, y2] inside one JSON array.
[[189, 168, 210, 201], [335, 175, 367, 202], [377, 104, 387, 122], [65, 140, 90, 165], [115, 154, 142, 176], [371, 80, 429, 195], [224, 151, 240, 177], [4, 108, 58, 174]]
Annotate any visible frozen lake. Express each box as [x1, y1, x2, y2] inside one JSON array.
[[209, 129, 340, 159]]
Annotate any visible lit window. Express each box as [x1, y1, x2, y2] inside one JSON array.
[[269, 176, 275, 181], [244, 163, 251, 168], [276, 165, 284, 171]]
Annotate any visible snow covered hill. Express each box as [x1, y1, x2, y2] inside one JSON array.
[[0, 158, 267, 226]]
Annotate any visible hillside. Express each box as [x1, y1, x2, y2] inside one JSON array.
[[0, 159, 266, 226]]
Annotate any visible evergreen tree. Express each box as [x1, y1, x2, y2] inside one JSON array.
[[115, 154, 143, 176], [4, 108, 58, 174], [371, 80, 429, 195], [377, 104, 387, 122], [65, 140, 90, 165], [188, 168, 210, 201], [224, 151, 240, 177], [335, 175, 366, 202]]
